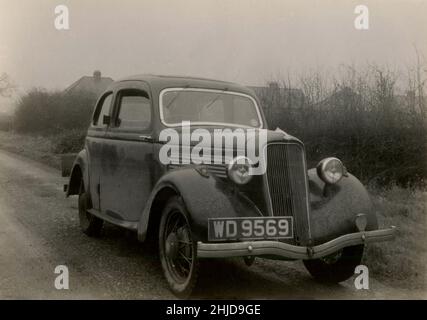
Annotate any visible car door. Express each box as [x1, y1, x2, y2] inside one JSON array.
[[86, 91, 114, 211], [100, 82, 154, 222]]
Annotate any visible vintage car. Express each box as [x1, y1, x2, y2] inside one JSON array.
[[63, 75, 395, 297]]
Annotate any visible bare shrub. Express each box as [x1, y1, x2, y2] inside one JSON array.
[[260, 64, 427, 186], [0, 73, 15, 97], [52, 128, 87, 154], [13, 89, 96, 135]]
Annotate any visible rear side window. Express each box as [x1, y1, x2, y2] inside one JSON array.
[[116, 90, 151, 131], [93, 93, 113, 128]]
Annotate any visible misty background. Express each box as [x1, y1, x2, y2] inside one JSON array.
[[0, 0, 426, 112]]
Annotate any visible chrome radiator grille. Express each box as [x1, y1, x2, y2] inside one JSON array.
[[265, 143, 311, 245]]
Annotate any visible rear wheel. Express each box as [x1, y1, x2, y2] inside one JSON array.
[[159, 196, 199, 298], [303, 245, 364, 283], [78, 182, 103, 237]]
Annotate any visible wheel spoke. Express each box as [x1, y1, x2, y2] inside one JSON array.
[[179, 251, 193, 264], [171, 218, 180, 233], [166, 213, 179, 235], [177, 261, 190, 275]]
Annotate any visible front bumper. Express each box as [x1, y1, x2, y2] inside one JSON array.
[[197, 226, 396, 260]]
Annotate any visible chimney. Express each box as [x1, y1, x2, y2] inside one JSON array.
[[93, 70, 101, 81]]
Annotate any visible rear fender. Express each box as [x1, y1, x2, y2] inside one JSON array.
[[66, 150, 89, 197]]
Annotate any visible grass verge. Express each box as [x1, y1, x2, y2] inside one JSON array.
[[0, 131, 61, 169], [364, 185, 426, 290]]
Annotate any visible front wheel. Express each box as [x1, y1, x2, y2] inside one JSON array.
[[159, 196, 199, 298], [303, 245, 364, 283]]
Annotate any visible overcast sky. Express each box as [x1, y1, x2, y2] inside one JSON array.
[[0, 0, 426, 107]]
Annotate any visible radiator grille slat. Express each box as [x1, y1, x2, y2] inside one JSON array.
[[266, 143, 310, 245]]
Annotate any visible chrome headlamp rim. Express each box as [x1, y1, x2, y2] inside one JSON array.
[[227, 156, 253, 185], [317, 157, 344, 185]]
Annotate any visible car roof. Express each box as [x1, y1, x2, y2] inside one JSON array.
[[114, 74, 257, 96]]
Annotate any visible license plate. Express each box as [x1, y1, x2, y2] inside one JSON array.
[[208, 217, 293, 241]]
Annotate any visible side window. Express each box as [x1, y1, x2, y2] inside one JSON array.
[[93, 93, 113, 128], [116, 90, 151, 131]]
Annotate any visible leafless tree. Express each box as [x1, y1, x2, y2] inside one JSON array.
[[414, 46, 426, 119], [0, 73, 15, 97]]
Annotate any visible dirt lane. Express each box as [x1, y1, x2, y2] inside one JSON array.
[[0, 149, 421, 299]]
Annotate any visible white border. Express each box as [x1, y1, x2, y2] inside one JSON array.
[[159, 87, 264, 129]]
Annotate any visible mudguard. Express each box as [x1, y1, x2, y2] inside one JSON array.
[[308, 168, 378, 245], [138, 166, 379, 246], [137, 167, 262, 242], [66, 149, 89, 197]]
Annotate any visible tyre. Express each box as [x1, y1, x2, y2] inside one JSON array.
[[78, 181, 103, 237], [303, 245, 364, 283], [159, 196, 199, 298]]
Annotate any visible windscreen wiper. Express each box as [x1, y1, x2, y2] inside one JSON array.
[[201, 88, 229, 110], [164, 85, 190, 110]]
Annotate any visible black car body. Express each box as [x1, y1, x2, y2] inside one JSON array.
[[64, 75, 395, 297]]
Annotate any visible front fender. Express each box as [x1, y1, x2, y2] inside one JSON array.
[[308, 168, 378, 245], [138, 167, 379, 246], [66, 149, 89, 197], [138, 167, 262, 242]]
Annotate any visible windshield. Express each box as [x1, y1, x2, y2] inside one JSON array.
[[160, 89, 262, 128]]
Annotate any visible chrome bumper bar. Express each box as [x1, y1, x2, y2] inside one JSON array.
[[197, 226, 396, 260]]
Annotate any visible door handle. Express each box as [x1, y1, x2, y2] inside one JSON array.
[[139, 135, 153, 142]]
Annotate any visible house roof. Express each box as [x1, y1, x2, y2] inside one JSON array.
[[65, 71, 113, 96], [315, 87, 362, 109]]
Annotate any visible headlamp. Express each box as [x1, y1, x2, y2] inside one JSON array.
[[227, 156, 253, 185], [317, 157, 344, 184]]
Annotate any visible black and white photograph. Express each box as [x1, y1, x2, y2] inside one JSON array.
[[0, 0, 425, 306]]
